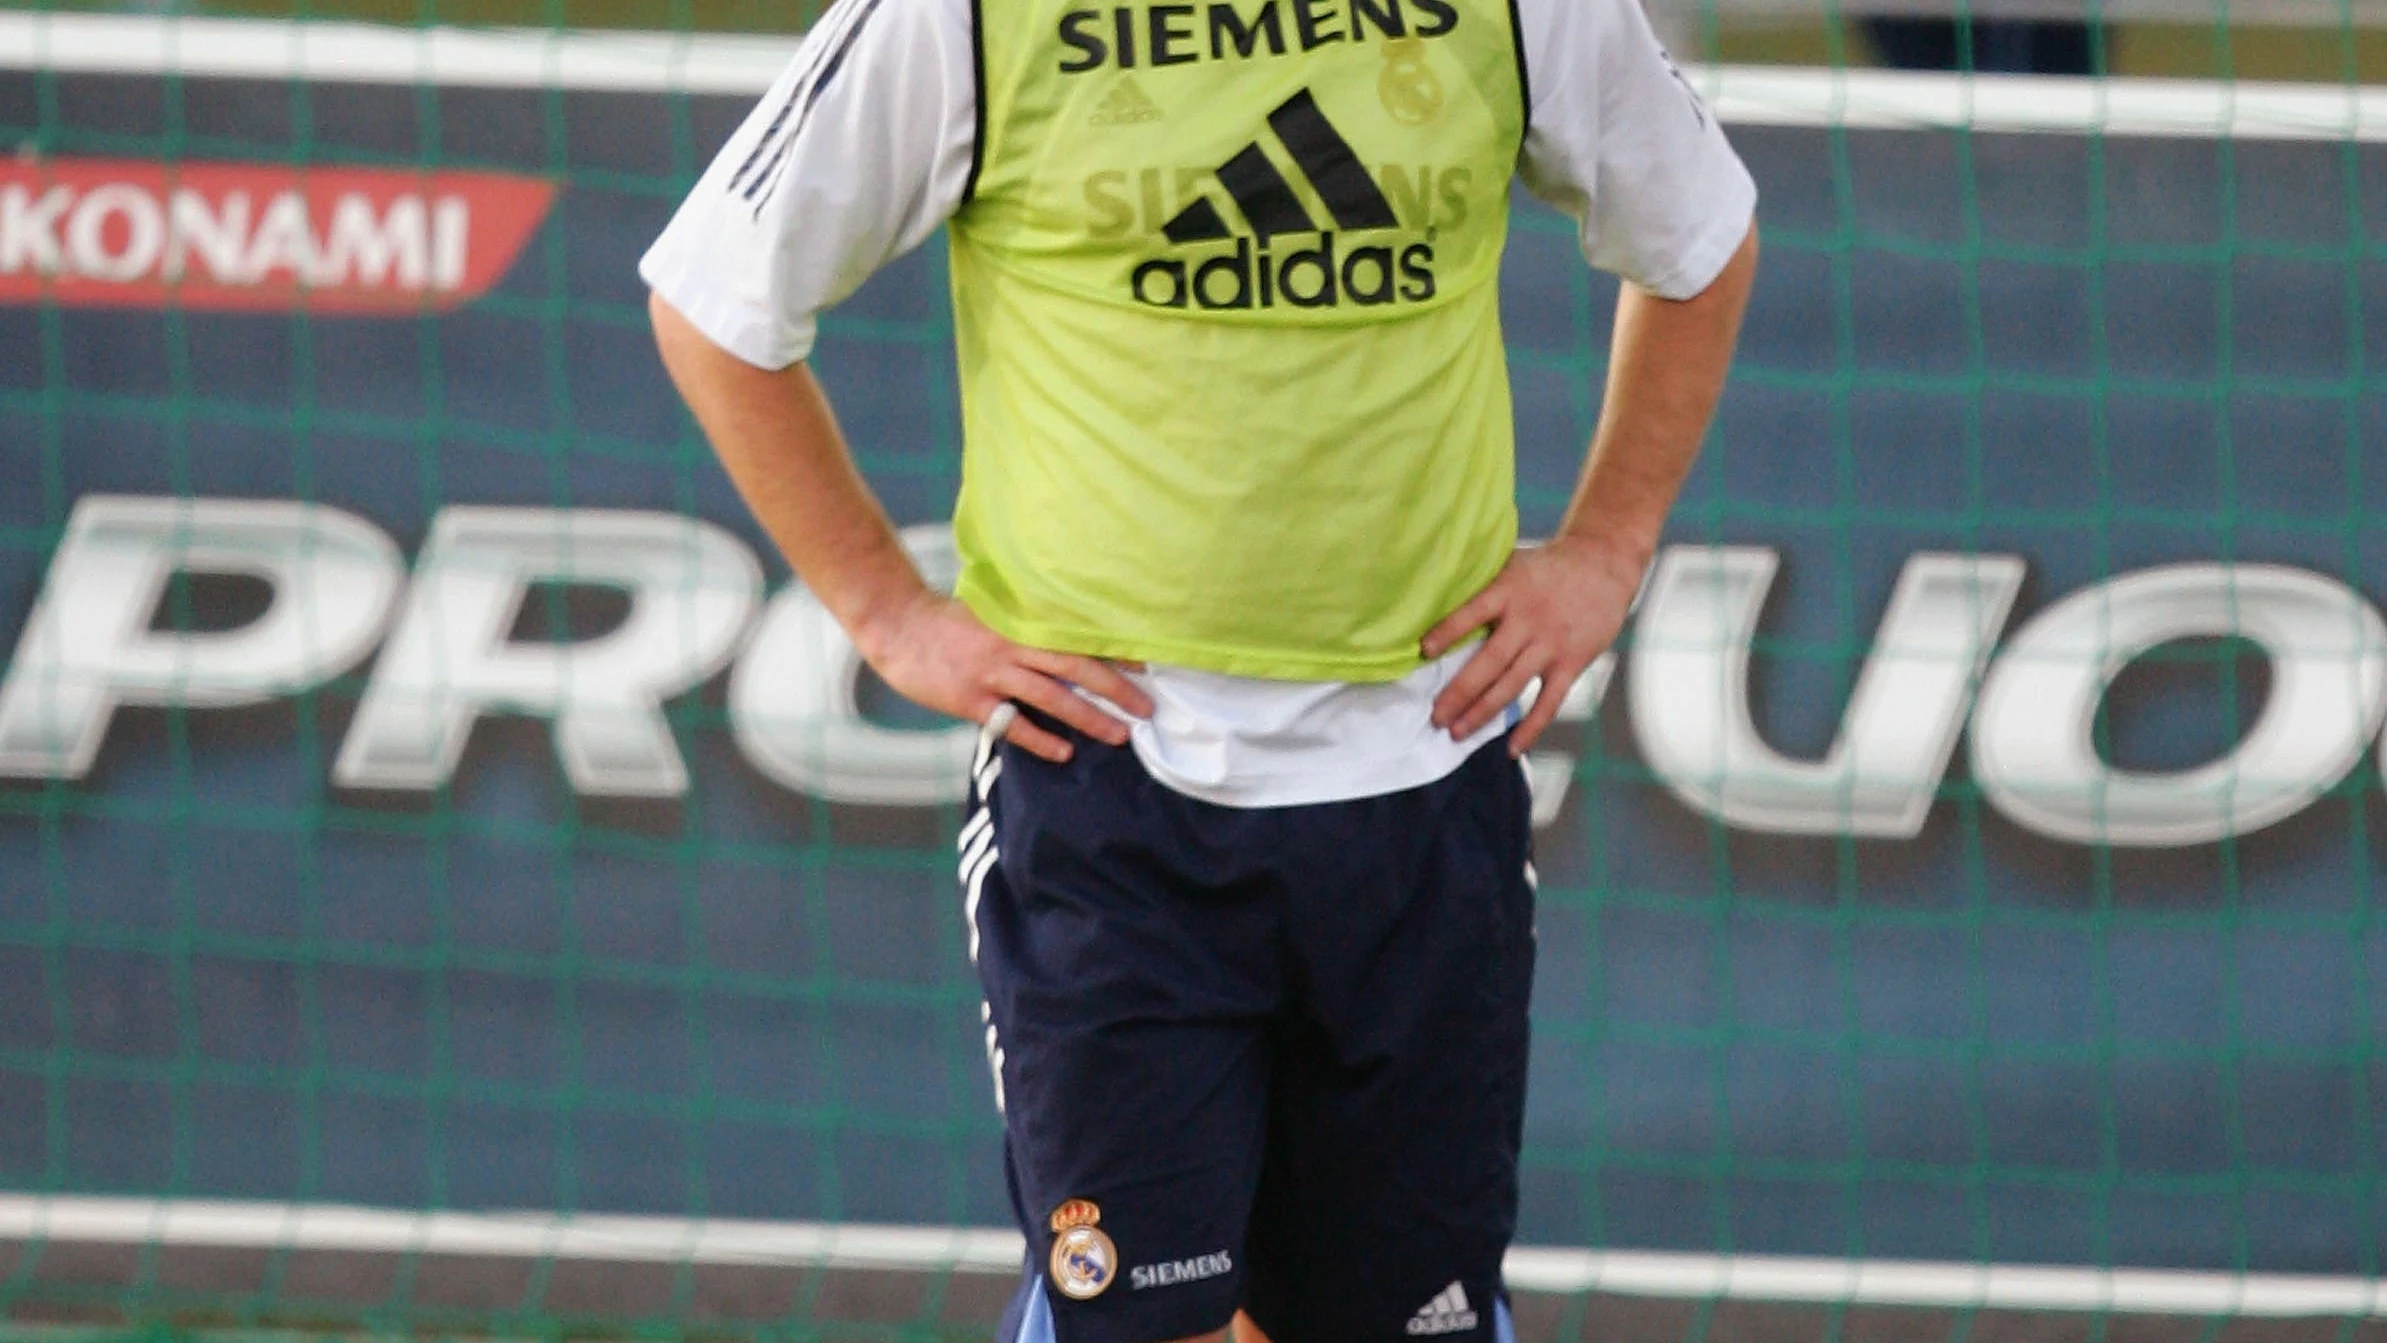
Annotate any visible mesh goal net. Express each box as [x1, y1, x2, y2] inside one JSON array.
[[0, 3, 2380, 1340]]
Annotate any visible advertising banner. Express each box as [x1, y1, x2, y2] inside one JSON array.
[[0, 54, 2379, 1277]]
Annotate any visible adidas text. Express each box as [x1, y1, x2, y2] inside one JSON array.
[[1124, 88, 1433, 307], [1129, 1250, 1233, 1290], [1131, 233, 1435, 309], [1407, 1282, 1480, 1336]]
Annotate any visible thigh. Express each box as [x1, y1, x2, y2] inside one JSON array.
[[1243, 740, 1536, 1343], [968, 732, 1279, 1343]]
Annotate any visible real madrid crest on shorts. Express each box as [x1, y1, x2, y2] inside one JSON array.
[[1047, 1198, 1117, 1300]]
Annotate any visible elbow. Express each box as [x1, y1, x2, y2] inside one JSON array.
[[1632, 214, 1759, 308], [648, 287, 731, 401], [648, 287, 687, 352], [1711, 215, 1759, 296], [1691, 215, 1759, 311], [648, 287, 731, 380], [1727, 215, 1759, 297], [648, 287, 810, 376]]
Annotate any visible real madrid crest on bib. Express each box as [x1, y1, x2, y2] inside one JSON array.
[[1047, 1199, 1117, 1300], [1377, 37, 1446, 126]]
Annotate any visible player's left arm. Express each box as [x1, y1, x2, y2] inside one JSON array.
[[1423, 220, 1756, 752], [1421, 0, 1760, 754]]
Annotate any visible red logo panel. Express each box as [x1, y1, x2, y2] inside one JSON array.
[[0, 157, 556, 313]]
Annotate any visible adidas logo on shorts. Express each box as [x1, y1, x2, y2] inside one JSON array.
[[1406, 1281, 1480, 1336]]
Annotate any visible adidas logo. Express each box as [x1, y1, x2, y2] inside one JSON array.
[[1127, 87, 1435, 311], [1158, 88, 1395, 243], [1406, 1281, 1481, 1336], [1091, 77, 1164, 126]]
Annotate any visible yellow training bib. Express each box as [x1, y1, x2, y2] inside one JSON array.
[[949, 0, 1527, 680]]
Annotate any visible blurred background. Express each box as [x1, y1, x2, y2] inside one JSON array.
[[0, 0, 2384, 1340], [23, 0, 2387, 78]]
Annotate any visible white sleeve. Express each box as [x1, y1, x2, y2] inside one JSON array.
[[1513, 0, 1756, 300], [638, 0, 976, 370]]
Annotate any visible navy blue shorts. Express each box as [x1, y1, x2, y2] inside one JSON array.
[[959, 716, 1535, 1343]]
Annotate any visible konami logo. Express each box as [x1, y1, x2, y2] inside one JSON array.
[[0, 156, 555, 312]]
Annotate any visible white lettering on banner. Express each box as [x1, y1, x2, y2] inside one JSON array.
[[0, 184, 70, 274], [241, 192, 319, 285], [65, 184, 165, 283], [0, 495, 404, 778], [0, 182, 465, 290], [1521, 668, 1606, 828], [728, 524, 978, 806], [164, 189, 251, 283], [332, 508, 762, 796], [0, 159, 550, 311], [1630, 548, 2025, 838], [316, 193, 428, 289], [1514, 562, 1647, 827], [433, 197, 470, 290], [1970, 563, 2387, 846], [13, 497, 2387, 848]]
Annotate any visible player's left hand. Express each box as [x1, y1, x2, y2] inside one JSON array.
[[1421, 534, 1647, 756]]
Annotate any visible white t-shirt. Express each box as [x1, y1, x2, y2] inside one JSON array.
[[642, 0, 1756, 809]]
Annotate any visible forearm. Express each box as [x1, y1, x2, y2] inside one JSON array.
[[648, 291, 930, 660], [1555, 219, 1760, 568]]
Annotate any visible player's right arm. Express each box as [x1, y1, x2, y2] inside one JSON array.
[[650, 302, 1146, 763], [640, 0, 1146, 763]]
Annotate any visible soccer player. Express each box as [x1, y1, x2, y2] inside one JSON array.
[[641, 0, 1757, 1332]]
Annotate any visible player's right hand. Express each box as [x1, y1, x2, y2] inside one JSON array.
[[856, 591, 1152, 764]]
